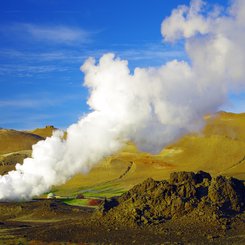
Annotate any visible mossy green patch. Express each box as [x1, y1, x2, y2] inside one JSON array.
[[63, 198, 89, 207]]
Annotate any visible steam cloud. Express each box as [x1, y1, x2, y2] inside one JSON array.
[[0, 0, 245, 200]]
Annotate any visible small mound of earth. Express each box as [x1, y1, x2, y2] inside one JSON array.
[[99, 171, 245, 226]]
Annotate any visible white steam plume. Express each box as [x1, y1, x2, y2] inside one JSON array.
[[1, 0, 245, 200]]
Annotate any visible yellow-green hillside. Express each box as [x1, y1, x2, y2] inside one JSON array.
[[161, 112, 245, 178], [29, 125, 56, 138], [0, 129, 44, 175], [0, 129, 43, 154], [53, 111, 245, 197], [0, 112, 245, 198], [0, 125, 57, 175]]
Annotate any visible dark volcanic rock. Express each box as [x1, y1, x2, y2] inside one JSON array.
[[208, 176, 245, 213], [195, 170, 212, 183], [170, 171, 196, 185], [98, 197, 119, 214], [99, 171, 245, 226]]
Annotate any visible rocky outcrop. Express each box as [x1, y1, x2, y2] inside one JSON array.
[[99, 171, 245, 225]]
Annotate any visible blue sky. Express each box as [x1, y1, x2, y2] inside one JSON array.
[[0, 0, 241, 130]]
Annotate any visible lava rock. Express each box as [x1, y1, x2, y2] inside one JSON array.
[[100, 171, 245, 226]]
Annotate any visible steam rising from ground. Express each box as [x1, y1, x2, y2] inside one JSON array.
[[1, 0, 245, 200]]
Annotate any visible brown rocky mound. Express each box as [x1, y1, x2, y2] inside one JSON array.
[[99, 171, 245, 226]]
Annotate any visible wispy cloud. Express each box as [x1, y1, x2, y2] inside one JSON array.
[[0, 113, 54, 130], [111, 42, 186, 62], [0, 94, 86, 130], [0, 41, 186, 78], [0, 49, 86, 62], [0, 98, 55, 108], [1, 23, 91, 45], [0, 42, 185, 63], [25, 24, 90, 44], [117, 49, 184, 61], [0, 93, 84, 109], [0, 111, 82, 130], [0, 64, 69, 77]]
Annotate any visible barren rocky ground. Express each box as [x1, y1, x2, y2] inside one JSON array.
[[0, 171, 244, 244]]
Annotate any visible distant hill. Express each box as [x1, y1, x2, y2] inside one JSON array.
[[0, 129, 44, 155], [28, 125, 56, 138], [204, 111, 245, 141], [0, 126, 54, 175], [157, 111, 245, 179]]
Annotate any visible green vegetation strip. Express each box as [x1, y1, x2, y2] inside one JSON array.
[[79, 182, 126, 198], [63, 198, 89, 207]]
